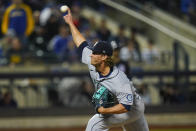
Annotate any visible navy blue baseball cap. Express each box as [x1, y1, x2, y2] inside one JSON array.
[[92, 41, 113, 56]]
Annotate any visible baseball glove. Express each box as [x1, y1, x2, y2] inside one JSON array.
[[92, 86, 117, 113]]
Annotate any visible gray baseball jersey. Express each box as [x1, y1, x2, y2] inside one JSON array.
[[79, 42, 149, 131]]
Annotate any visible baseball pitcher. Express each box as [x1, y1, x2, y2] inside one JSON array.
[[63, 7, 149, 131]]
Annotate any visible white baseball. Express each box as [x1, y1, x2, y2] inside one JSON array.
[[60, 5, 68, 12]]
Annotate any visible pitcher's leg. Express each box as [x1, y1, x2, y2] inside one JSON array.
[[85, 114, 109, 131], [124, 115, 149, 131]]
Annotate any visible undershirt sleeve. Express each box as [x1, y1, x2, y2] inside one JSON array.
[[77, 41, 92, 65]]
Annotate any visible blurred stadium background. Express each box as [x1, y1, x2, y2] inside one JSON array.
[[0, 0, 196, 131]]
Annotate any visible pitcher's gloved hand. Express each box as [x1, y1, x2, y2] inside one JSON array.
[[92, 86, 117, 114]]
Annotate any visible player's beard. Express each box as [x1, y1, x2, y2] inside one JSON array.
[[95, 61, 106, 73], [94, 63, 101, 72]]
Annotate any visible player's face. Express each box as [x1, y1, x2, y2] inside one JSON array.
[[90, 53, 105, 66]]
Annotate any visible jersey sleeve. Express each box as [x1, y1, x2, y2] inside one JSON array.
[[116, 83, 134, 106], [77, 41, 92, 65], [22, 4, 34, 36], [1, 5, 13, 34]]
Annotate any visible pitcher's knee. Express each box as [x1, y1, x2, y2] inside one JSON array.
[[85, 115, 108, 131]]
